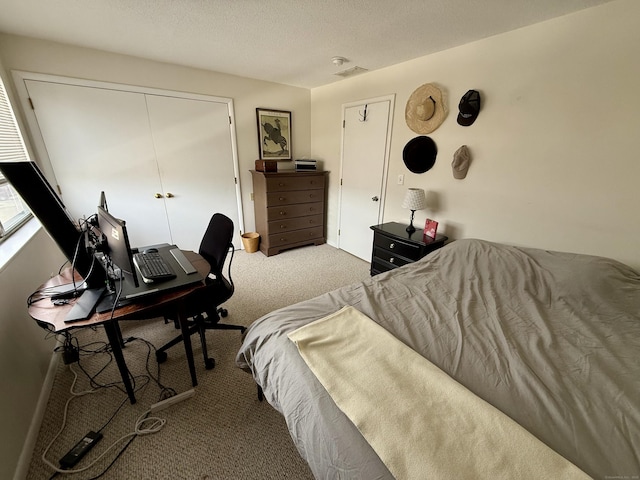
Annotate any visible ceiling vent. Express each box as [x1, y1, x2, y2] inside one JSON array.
[[334, 66, 368, 78]]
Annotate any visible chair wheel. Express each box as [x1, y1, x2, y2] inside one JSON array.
[[240, 326, 247, 334], [156, 351, 168, 364], [205, 358, 216, 370], [219, 308, 228, 318]]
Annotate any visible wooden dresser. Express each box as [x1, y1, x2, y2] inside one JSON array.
[[251, 170, 328, 256]]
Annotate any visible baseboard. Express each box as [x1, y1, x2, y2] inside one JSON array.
[[12, 352, 59, 480]]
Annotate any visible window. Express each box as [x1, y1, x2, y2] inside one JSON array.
[[0, 75, 32, 240]]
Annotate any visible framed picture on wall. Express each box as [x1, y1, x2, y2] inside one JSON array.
[[256, 108, 292, 160]]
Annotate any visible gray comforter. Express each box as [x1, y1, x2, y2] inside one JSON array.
[[236, 239, 640, 479]]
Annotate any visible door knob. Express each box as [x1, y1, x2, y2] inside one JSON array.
[[165, 192, 174, 198], [372, 196, 379, 202], [154, 193, 162, 198]]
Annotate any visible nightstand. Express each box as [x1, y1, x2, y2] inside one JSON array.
[[370, 222, 448, 275]]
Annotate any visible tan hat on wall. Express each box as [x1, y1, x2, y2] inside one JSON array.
[[405, 83, 446, 134], [452, 145, 471, 179]]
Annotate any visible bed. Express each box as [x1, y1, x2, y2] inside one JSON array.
[[235, 239, 640, 479]]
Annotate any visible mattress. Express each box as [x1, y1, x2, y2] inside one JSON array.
[[236, 239, 640, 479]]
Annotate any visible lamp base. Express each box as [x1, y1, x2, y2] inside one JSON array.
[[406, 209, 417, 234]]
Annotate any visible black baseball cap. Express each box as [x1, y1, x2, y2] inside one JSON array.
[[457, 90, 481, 126]]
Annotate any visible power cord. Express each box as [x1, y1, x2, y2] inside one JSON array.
[[41, 365, 166, 477]]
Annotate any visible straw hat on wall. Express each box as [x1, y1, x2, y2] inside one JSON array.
[[405, 83, 446, 134]]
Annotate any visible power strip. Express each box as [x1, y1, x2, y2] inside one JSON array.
[[150, 389, 195, 413]]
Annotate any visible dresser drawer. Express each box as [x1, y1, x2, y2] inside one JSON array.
[[268, 214, 324, 233], [268, 226, 324, 248], [265, 175, 325, 192], [266, 189, 324, 207], [266, 202, 324, 221], [373, 234, 422, 261], [373, 246, 412, 267]]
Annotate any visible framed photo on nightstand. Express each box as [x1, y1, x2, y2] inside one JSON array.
[[424, 219, 438, 239]]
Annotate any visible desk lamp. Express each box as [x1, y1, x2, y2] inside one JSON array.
[[401, 188, 427, 234]]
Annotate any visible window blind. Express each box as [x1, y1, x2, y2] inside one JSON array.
[[0, 76, 32, 238]]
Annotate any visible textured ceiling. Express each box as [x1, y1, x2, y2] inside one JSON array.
[[0, 0, 615, 88]]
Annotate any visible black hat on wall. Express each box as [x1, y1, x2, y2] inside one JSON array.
[[402, 136, 437, 174], [457, 90, 481, 126]]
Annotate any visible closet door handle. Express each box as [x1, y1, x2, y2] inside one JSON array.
[[165, 192, 174, 198], [154, 193, 162, 198]]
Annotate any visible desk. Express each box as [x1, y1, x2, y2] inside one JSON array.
[[28, 251, 209, 404]]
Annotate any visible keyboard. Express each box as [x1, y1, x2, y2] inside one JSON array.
[[133, 251, 177, 283]]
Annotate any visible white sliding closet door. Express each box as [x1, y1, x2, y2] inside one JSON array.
[[145, 95, 239, 250], [23, 79, 171, 247], [20, 76, 242, 251]]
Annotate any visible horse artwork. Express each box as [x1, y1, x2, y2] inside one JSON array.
[[256, 108, 292, 160]]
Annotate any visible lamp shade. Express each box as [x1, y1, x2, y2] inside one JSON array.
[[401, 188, 427, 211]]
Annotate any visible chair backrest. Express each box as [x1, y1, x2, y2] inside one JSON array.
[[198, 213, 234, 278]]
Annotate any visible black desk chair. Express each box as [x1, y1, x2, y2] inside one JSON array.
[[155, 213, 245, 370]]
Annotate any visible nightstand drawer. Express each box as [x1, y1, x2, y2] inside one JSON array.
[[371, 260, 392, 275], [266, 189, 324, 206], [266, 202, 324, 221], [373, 234, 422, 261], [373, 246, 412, 267]]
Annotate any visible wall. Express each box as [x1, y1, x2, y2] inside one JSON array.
[[0, 223, 67, 480], [311, 0, 640, 269], [0, 33, 312, 235], [1, 54, 71, 479]]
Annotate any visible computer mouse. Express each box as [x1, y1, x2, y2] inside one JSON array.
[[143, 248, 158, 254]]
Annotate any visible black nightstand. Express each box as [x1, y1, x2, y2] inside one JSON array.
[[370, 222, 448, 275]]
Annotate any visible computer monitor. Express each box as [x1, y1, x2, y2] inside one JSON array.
[[0, 161, 104, 287], [97, 205, 139, 288]]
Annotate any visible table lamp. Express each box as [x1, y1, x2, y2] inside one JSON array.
[[401, 188, 427, 234]]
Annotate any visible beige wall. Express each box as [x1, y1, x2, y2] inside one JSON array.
[[312, 0, 640, 269], [0, 223, 66, 479], [0, 33, 311, 234]]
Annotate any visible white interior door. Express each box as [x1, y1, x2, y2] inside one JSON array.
[[145, 94, 241, 250], [23, 79, 171, 247], [338, 96, 394, 261]]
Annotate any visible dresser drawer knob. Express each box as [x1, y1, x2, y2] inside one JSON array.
[[390, 243, 395, 249], [390, 257, 395, 263], [279, 197, 285, 201], [280, 224, 286, 229], [280, 211, 286, 215]]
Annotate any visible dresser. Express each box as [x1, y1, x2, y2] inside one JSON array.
[[251, 170, 328, 256], [370, 222, 448, 275]]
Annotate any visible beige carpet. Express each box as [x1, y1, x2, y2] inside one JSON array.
[[26, 244, 371, 479]]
